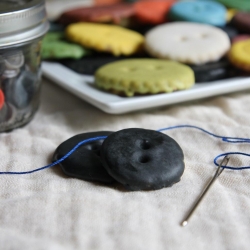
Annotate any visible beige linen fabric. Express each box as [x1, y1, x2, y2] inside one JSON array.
[[0, 77, 250, 250]]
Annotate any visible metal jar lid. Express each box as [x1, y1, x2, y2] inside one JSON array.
[[0, 0, 49, 48]]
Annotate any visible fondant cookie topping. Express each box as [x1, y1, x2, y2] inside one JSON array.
[[169, 0, 227, 26], [66, 23, 144, 56], [95, 58, 195, 96], [145, 22, 231, 64], [53, 132, 115, 183], [100, 128, 185, 191]]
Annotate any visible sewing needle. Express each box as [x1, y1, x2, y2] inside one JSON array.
[[181, 156, 230, 227]]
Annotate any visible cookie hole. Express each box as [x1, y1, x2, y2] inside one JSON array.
[[95, 150, 101, 156], [84, 144, 101, 155], [140, 139, 151, 150], [194, 6, 201, 12], [139, 155, 150, 163], [120, 67, 129, 72], [90, 144, 100, 151], [205, 4, 213, 10], [130, 67, 137, 72], [90, 144, 101, 156], [120, 67, 137, 72], [180, 36, 188, 42], [146, 65, 154, 70], [156, 66, 163, 70], [201, 33, 208, 38]]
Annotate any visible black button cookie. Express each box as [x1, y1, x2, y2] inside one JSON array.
[[100, 128, 185, 191], [189, 58, 239, 83], [53, 131, 115, 183], [60, 55, 124, 75]]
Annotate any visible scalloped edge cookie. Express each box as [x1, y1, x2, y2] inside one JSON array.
[[95, 59, 195, 97], [66, 22, 144, 56], [145, 22, 231, 65], [228, 39, 250, 71]]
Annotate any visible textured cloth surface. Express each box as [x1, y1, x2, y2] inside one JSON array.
[[0, 77, 250, 250]]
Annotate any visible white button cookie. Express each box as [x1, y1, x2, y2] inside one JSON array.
[[145, 22, 231, 65]]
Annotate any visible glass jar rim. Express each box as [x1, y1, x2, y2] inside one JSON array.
[[0, 0, 49, 48]]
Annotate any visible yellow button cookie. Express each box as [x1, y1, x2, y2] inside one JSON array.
[[228, 39, 250, 71], [66, 23, 144, 56], [95, 59, 195, 97]]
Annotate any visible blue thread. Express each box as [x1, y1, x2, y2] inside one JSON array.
[[214, 152, 250, 170], [158, 125, 250, 170], [158, 124, 250, 144], [0, 136, 107, 175], [0, 125, 250, 175]]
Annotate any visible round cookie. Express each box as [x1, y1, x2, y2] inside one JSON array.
[[0, 90, 4, 110], [58, 3, 135, 27], [42, 41, 87, 60], [231, 12, 250, 34], [53, 132, 115, 183], [134, 0, 176, 25], [95, 59, 195, 97], [216, 0, 250, 11], [66, 23, 144, 56], [228, 39, 250, 71], [145, 22, 231, 64], [42, 32, 89, 60], [168, 0, 227, 26], [43, 32, 64, 42], [100, 128, 185, 191]]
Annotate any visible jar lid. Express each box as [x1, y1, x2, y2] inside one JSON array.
[[0, 0, 49, 48]]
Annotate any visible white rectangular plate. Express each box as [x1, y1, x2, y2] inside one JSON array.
[[42, 61, 250, 114]]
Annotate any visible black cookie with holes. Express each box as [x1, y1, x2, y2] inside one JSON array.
[[189, 58, 239, 83], [100, 128, 185, 191], [53, 131, 115, 183]]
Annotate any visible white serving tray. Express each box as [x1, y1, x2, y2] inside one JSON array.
[[42, 61, 250, 114]]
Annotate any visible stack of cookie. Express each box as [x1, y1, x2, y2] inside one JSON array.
[[53, 128, 185, 191], [42, 0, 250, 97]]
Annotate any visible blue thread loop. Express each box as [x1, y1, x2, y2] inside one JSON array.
[[222, 137, 250, 143], [158, 124, 250, 144], [214, 152, 250, 170], [158, 124, 250, 170]]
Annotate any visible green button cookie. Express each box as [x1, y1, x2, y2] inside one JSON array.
[[42, 32, 89, 60], [216, 0, 250, 11], [95, 59, 195, 97]]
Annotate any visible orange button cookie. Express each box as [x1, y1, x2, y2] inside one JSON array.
[[135, 0, 176, 25]]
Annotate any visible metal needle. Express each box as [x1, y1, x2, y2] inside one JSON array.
[[181, 156, 230, 227]]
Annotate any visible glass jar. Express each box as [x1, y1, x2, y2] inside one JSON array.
[[0, 0, 49, 132]]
